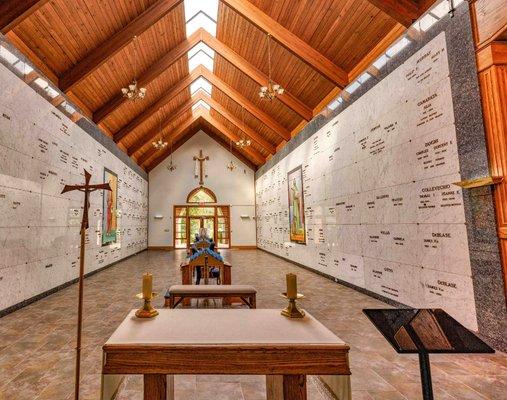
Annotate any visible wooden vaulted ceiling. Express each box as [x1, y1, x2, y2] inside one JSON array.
[[0, 0, 436, 171]]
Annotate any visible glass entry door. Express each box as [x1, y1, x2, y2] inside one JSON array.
[[174, 205, 230, 249], [189, 217, 215, 242]]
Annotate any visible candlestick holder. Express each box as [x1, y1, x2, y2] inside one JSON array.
[[135, 292, 159, 318], [280, 292, 305, 318]]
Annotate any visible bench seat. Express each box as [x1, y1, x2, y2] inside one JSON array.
[[164, 284, 257, 308]]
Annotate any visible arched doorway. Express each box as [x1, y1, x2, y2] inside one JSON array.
[[173, 187, 230, 249]]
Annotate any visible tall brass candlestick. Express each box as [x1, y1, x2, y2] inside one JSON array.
[[286, 273, 297, 299], [281, 273, 305, 318], [136, 273, 158, 318]]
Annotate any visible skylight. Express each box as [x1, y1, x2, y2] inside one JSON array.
[[184, 0, 218, 21], [327, 97, 343, 111], [386, 37, 411, 58], [190, 77, 212, 95], [418, 14, 438, 32], [345, 80, 361, 95], [373, 54, 389, 70], [192, 99, 211, 111], [186, 12, 217, 36], [188, 49, 214, 71], [0, 46, 18, 65], [357, 72, 371, 84]]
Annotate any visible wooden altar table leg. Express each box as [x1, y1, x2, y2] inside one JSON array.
[[266, 375, 283, 400], [144, 374, 174, 400], [283, 375, 307, 400]]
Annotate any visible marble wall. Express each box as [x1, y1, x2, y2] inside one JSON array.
[[0, 62, 148, 313], [255, 32, 479, 330]]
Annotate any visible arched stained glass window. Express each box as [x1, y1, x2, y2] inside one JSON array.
[[187, 187, 217, 203]]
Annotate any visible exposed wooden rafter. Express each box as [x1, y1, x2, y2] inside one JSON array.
[[199, 124, 258, 170], [201, 93, 276, 154], [114, 68, 201, 143], [219, 0, 349, 88], [366, 0, 421, 27], [139, 111, 203, 166], [128, 95, 203, 156], [60, 0, 183, 93], [0, 0, 50, 34], [201, 68, 291, 141], [93, 28, 202, 124], [201, 30, 313, 120], [200, 112, 265, 166]]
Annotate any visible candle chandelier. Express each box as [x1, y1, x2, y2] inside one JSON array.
[[259, 33, 284, 100], [236, 107, 251, 148], [121, 36, 147, 101], [227, 139, 236, 171], [152, 111, 167, 150]]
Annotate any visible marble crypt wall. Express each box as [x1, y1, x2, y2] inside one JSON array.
[[0, 61, 148, 315], [255, 5, 506, 349]]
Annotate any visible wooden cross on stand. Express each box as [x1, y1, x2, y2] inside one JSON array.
[[193, 149, 209, 186], [61, 169, 111, 400]]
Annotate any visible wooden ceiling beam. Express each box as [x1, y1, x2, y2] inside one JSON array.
[[59, 0, 183, 93], [114, 67, 201, 143], [128, 94, 204, 156], [142, 110, 204, 169], [201, 68, 291, 141], [200, 112, 265, 166], [220, 0, 348, 88], [199, 124, 258, 170], [201, 30, 313, 120], [0, 0, 50, 34], [200, 93, 276, 154], [366, 0, 421, 27], [93, 29, 202, 124]]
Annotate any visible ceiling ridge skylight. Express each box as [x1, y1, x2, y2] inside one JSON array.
[[184, 0, 219, 114]]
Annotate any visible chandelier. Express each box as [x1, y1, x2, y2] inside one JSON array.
[[167, 140, 177, 172], [236, 107, 251, 148], [227, 139, 236, 171], [121, 36, 147, 101], [152, 111, 167, 150], [259, 34, 284, 100]]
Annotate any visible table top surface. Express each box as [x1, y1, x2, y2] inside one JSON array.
[[363, 308, 494, 354], [104, 309, 348, 348]]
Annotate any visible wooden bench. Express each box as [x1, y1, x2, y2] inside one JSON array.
[[164, 285, 257, 309]]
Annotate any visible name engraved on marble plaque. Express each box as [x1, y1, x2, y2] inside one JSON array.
[[417, 93, 443, 127]]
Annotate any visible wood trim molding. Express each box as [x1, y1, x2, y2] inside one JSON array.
[[60, 0, 183, 92], [230, 246, 258, 250], [220, 0, 348, 88], [477, 42, 507, 73], [478, 45, 507, 296]]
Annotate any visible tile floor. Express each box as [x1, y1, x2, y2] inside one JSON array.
[[0, 249, 505, 400]]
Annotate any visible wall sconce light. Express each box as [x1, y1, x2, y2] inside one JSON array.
[[154, 215, 164, 220]]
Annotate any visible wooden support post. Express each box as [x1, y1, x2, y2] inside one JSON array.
[[143, 374, 171, 400], [283, 375, 307, 400]]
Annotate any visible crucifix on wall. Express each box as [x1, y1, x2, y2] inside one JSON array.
[[193, 149, 209, 186]]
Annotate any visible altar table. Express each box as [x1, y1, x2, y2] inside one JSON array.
[[102, 309, 350, 400]]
